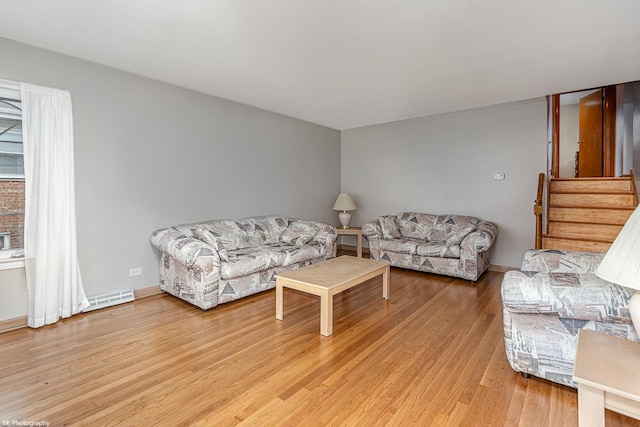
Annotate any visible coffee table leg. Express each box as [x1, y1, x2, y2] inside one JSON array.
[[382, 265, 390, 300], [578, 384, 605, 427], [276, 281, 284, 320], [320, 291, 333, 336]]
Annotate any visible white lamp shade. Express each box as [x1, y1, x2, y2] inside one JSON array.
[[332, 193, 357, 211], [596, 204, 640, 291]]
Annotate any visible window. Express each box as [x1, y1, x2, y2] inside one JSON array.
[[0, 98, 23, 178], [0, 81, 24, 259]]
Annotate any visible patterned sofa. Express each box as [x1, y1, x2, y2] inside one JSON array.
[[361, 212, 497, 281], [151, 215, 337, 310], [502, 249, 639, 388]]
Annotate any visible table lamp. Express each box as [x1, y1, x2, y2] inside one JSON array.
[[332, 193, 357, 229], [596, 204, 640, 331]]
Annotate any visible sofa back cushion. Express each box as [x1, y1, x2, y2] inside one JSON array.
[[437, 216, 479, 245], [197, 215, 289, 251], [280, 220, 319, 247], [395, 212, 479, 243], [379, 215, 401, 239], [193, 228, 230, 261], [396, 212, 437, 240]]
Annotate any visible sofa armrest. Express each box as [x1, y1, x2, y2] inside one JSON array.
[[289, 220, 337, 253], [310, 221, 338, 248], [460, 221, 498, 255], [361, 220, 383, 240], [151, 227, 220, 276], [501, 270, 634, 323], [521, 249, 605, 273]]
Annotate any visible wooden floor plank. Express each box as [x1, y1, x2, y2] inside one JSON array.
[[1, 266, 640, 426]]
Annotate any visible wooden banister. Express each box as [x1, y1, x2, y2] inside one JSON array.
[[631, 169, 639, 206], [534, 173, 545, 249]]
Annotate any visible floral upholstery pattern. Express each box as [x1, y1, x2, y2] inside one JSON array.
[[501, 249, 639, 388], [362, 212, 497, 281], [151, 215, 336, 310]]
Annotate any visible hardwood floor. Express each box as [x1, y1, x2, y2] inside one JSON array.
[[1, 267, 639, 426]]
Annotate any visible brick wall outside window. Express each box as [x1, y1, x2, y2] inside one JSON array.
[[0, 180, 25, 250]]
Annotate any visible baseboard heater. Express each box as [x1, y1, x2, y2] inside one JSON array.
[[83, 288, 135, 312]]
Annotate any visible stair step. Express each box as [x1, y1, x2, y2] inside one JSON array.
[[538, 175, 637, 252], [550, 178, 632, 193], [541, 235, 612, 253], [547, 221, 622, 241], [550, 192, 636, 208], [548, 207, 635, 225]]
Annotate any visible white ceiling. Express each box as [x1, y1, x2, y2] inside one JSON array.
[[0, 1, 639, 130]]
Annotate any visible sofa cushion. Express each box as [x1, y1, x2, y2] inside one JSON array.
[[445, 224, 477, 245], [201, 220, 250, 251], [379, 238, 419, 254], [521, 249, 605, 274], [257, 242, 324, 266], [396, 212, 437, 240], [415, 242, 460, 258], [236, 216, 286, 244], [193, 228, 229, 262], [281, 244, 324, 266], [220, 247, 281, 279], [501, 270, 635, 323], [379, 216, 401, 239], [280, 221, 319, 247], [427, 215, 478, 243], [200, 216, 288, 252]]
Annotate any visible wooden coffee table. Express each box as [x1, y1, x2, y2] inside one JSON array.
[[275, 256, 390, 336]]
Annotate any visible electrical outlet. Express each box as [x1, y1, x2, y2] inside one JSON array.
[[129, 267, 142, 277], [493, 173, 505, 181]]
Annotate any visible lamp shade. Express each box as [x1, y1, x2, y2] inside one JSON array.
[[596, 204, 640, 290], [332, 193, 357, 211]]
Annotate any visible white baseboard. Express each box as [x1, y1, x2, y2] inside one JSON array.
[[0, 284, 163, 334], [488, 264, 517, 273], [134, 284, 163, 299], [0, 315, 26, 333]]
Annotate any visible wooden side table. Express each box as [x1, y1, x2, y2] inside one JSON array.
[[332, 226, 363, 258], [572, 329, 640, 426]]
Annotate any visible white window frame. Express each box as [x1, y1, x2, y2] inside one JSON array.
[[0, 79, 25, 270]]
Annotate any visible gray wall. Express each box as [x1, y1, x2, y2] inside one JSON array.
[[0, 37, 341, 321], [341, 101, 547, 268], [0, 36, 551, 323], [559, 104, 579, 178]]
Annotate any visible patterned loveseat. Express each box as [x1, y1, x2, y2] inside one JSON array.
[[151, 215, 337, 310], [361, 212, 497, 281], [502, 249, 639, 388]]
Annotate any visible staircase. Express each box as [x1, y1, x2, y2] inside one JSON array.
[[535, 173, 639, 252]]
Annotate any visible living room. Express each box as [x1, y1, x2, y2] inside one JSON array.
[[0, 32, 546, 323], [1, 1, 640, 425]]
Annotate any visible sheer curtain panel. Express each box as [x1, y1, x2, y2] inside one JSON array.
[[21, 83, 89, 328]]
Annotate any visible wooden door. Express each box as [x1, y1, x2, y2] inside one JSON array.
[[578, 89, 603, 177]]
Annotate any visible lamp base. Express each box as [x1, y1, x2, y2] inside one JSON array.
[[338, 211, 352, 229], [631, 291, 640, 333]]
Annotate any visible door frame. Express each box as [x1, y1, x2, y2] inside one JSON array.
[[550, 85, 616, 178]]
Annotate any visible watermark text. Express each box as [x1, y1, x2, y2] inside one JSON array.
[[2, 420, 50, 427]]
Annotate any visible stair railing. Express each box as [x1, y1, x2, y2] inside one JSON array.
[[631, 169, 639, 206], [534, 173, 545, 249]]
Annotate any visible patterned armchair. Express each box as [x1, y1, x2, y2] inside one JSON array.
[[151, 215, 336, 310], [502, 249, 639, 387]]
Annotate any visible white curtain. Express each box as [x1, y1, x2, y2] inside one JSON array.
[[21, 83, 89, 328]]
